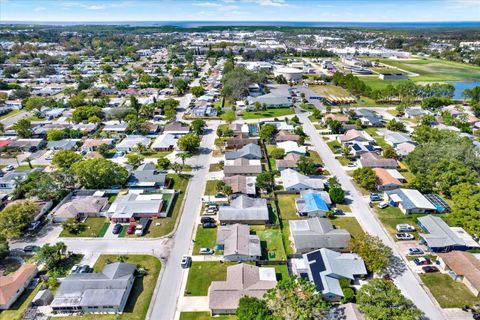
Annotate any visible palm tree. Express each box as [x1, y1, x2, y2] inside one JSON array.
[[177, 152, 188, 168], [0, 123, 4, 134], [223, 185, 233, 203], [25, 157, 33, 169], [136, 143, 147, 155]]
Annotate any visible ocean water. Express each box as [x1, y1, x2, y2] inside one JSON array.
[[451, 81, 480, 99]]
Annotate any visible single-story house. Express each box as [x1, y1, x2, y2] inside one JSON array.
[[8, 139, 45, 152], [208, 264, 277, 315], [277, 141, 306, 155], [338, 129, 374, 144], [374, 168, 402, 191], [438, 251, 480, 297], [405, 107, 428, 119], [126, 162, 167, 189], [384, 188, 436, 214], [225, 143, 262, 160], [247, 94, 291, 108], [102, 121, 129, 133], [223, 158, 263, 177], [275, 130, 300, 143], [323, 113, 349, 125], [0, 264, 37, 310], [116, 136, 151, 152], [150, 133, 178, 151], [276, 153, 301, 171], [51, 262, 135, 314], [47, 139, 80, 151], [0, 169, 39, 194], [163, 122, 190, 136], [81, 139, 114, 153], [225, 135, 258, 150], [263, 121, 295, 132], [216, 224, 261, 261], [281, 169, 324, 191], [418, 215, 480, 252], [395, 142, 416, 157], [381, 130, 413, 148], [295, 190, 330, 217], [218, 195, 269, 225], [108, 192, 164, 223], [354, 109, 383, 127], [50, 193, 109, 222], [289, 217, 351, 253], [223, 175, 256, 196], [292, 248, 367, 302], [358, 152, 398, 169]]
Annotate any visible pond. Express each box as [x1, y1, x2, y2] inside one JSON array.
[[451, 81, 480, 99]]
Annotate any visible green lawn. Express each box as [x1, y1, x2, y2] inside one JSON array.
[[266, 145, 278, 171], [311, 84, 351, 98], [272, 264, 289, 282], [276, 194, 299, 220], [307, 150, 324, 166], [280, 222, 295, 255], [335, 203, 351, 213], [185, 261, 236, 296], [365, 128, 389, 148], [327, 140, 341, 153], [0, 109, 22, 121], [193, 225, 218, 254], [147, 174, 189, 237], [141, 150, 172, 158], [242, 107, 295, 120], [209, 163, 223, 172], [421, 273, 480, 308], [251, 226, 287, 261], [0, 284, 40, 320], [180, 312, 236, 320], [204, 180, 219, 195], [15, 164, 46, 171], [59, 217, 110, 238], [330, 217, 365, 239], [373, 206, 424, 239]]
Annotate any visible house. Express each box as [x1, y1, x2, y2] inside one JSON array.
[[81, 139, 114, 153], [208, 264, 277, 315], [323, 113, 350, 125], [216, 224, 261, 261], [0, 169, 39, 194], [395, 142, 416, 157], [225, 143, 262, 160], [275, 130, 300, 143], [358, 152, 398, 169], [374, 168, 402, 191], [289, 218, 351, 253], [338, 129, 374, 144], [277, 141, 306, 155], [102, 121, 129, 133], [354, 109, 383, 126], [47, 139, 80, 151], [418, 215, 480, 252], [50, 193, 108, 222], [32, 289, 54, 306], [116, 136, 151, 152], [384, 188, 436, 214], [225, 135, 258, 150], [292, 248, 367, 302], [108, 192, 165, 223], [0, 139, 12, 150], [218, 195, 269, 225], [437, 251, 480, 297], [348, 141, 378, 157], [247, 94, 291, 108], [405, 107, 427, 119], [381, 130, 413, 147], [223, 175, 256, 196], [276, 153, 301, 171], [163, 122, 190, 136], [263, 121, 295, 132], [51, 262, 135, 314], [8, 139, 45, 152], [295, 190, 330, 217], [126, 163, 166, 189], [223, 158, 262, 177], [281, 169, 324, 191], [151, 134, 177, 151], [0, 264, 37, 310]]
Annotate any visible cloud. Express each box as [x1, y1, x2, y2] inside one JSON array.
[[218, 4, 241, 11], [33, 6, 46, 11], [193, 1, 221, 6], [246, 0, 287, 6], [86, 5, 107, 10]]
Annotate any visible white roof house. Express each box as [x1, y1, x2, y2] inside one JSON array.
[[277, 141, 306, 155], [281, 169, 324, 191], [384, 188, 436, 214], [116, 136, 151, 152], [151, 134, 178, 151]]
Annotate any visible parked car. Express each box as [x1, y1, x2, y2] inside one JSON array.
[[181, 255, 192, 268], [396, 224, 416, 232], [127, 223, 136, 235], [408, 247, 424, 255], [199, 248, 214, 255], [205, 208, 216, 214], [200, 216, 215, 224], [332, 208, 344, 215], [78, 265, 91, 273], [27, 221, 41, 232], [347, 162, 356, 167], [70, 265, 81, 274], [377, 202, 389, 209], [422, 266, 439, 273], [396, 233, 414, 240], [4, 165, 14, 172], [202, 222, 216, 228], [135, 218, 150, 236], [112, 223, 123, 234], [414, 257, 432, 265], [214, 193, 225, 198], [23, 245, 40, 253], [370, 193, 382, 201]]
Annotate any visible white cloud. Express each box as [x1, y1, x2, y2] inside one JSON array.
[[33, 6, 46, 11], [86, 5, 107, 10], [245, 0, 287, 7], [218, 4, 241, 11], [193, 1, 221, 6]]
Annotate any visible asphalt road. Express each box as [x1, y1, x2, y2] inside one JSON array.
[[0, 110, 30, 127], [297, 109, 445, 320]]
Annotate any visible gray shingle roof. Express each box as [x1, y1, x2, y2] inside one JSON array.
[[218, 195, 268, 222], [225, 143, 262, 160], [289, 218, 350, 251]]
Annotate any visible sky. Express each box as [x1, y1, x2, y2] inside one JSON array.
[[1, 0, 480, 23]]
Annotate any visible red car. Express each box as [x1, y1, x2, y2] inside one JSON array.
[[127, 224, 136, 235]]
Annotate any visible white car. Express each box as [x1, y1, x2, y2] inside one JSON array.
[[199, 248, 214, 255], [396, 224, 416, 232], [396, 233, 415, 241], [377, 202, 389, 209]]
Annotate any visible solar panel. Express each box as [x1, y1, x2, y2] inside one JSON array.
[[425, 194, 451, 212], [306, 251, 326, 291]]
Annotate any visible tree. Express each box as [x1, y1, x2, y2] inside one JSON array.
[[312, 108, 322, 120], [173, 78, 188, 95], [0, 201, 37, 239], [47, 129, 66, 141], [0, 235, 9, 260], [72, 106, 102, 123], [385, 119, 406, 132], [383, 145, 398, 159], [236, 296, 273, 320], [447, 183, 480, 235], [328, 120, 342, 134], [190, 86, 205, 98], [349, 234, 393, 274], [191, 119, 206, 135], [265, 277, 330, 320], [72, 158, 128, 189], [178, 133, 201, 154], [13, 118, 32, 138], [215, 180, 226, 193], [421, 96, 451, 110], [357, 279, 421, 320], [17, 171, 75, 201], [329, 186, 345, 204], [297, 156, 317, 175], [353, 167, 376, 191], [256, 171, 275, 193], [24, 96, 51, 112], [35, 242, 68, 272], [221, 109, 236, 123], [157, 157, 171, 170], [269, 148, 285, 159], [259, 124, 277, 142], [62, 219, 85, 235], [126, 153, 143, 168], [52, 150, 83, 170]]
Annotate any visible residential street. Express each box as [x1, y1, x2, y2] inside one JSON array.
[[0, 110, 30, 128], [297, 109, 446, 320]]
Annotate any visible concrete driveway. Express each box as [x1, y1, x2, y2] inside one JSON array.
[[177, 296, 210, 312]]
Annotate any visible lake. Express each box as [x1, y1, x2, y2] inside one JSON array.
[[451, 81, 480, 100]]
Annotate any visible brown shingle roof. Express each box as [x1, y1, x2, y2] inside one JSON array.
[[0, 264, 37, 305], [374, 168, 402, 187], [439, 251, 480, 291]]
